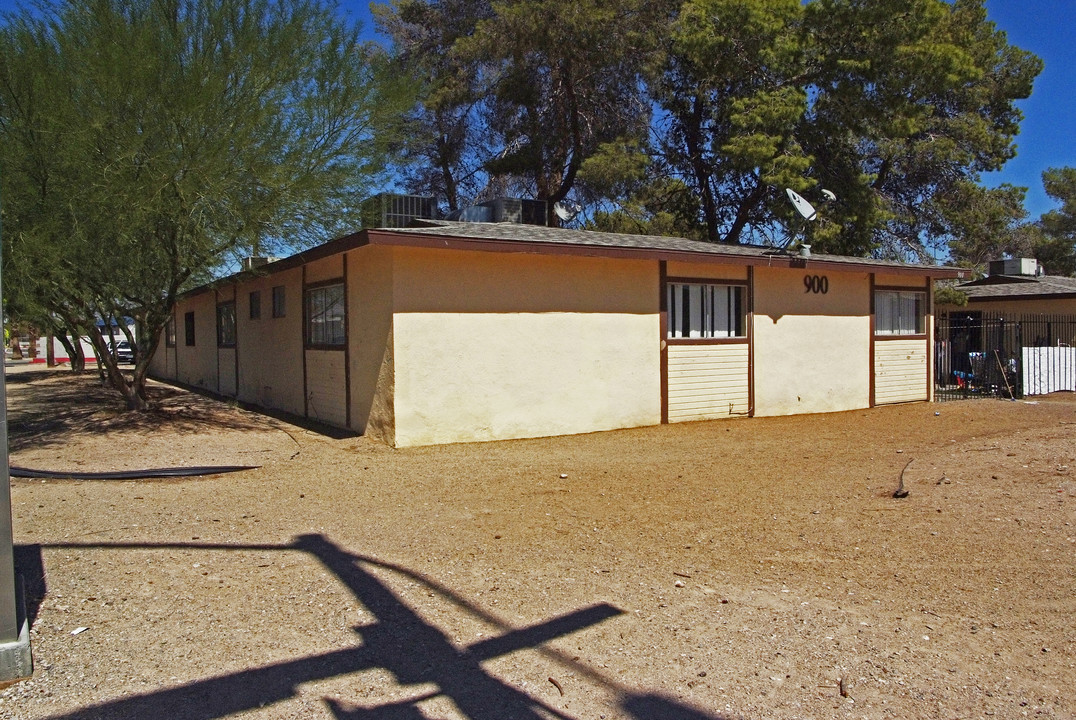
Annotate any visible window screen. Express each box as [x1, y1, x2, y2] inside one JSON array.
[[667, 283, 746, 339], [305, 284, 345, 346], [876, 290, 926, 335]]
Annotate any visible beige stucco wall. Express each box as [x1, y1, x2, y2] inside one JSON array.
[[390, 247, 661, 447], [876, 273, 927, 289], [147, 308, 176, 380], [665, 261, 749, 282], [752, 266, 871, 416], [234, 267, 305, 415], [305, 254, 345, 285], [347, 247, 395, 443], [174, 292, 219, 390]]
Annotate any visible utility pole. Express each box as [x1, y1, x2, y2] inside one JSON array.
[[0, 192, 32, 682]]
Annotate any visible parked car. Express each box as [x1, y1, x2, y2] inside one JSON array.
[[112, 340, 135, 364]]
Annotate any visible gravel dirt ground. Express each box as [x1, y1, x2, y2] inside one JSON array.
[[1, 365, 1074, 720]]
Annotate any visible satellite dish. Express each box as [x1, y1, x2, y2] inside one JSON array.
[[785, 188, 817, 221], [821, 188, 837, 202], [553, 201, 581, 222]]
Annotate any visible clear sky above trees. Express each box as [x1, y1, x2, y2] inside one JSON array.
[[981, 0, 1076, 219]]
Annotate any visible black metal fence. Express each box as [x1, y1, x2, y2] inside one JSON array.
[[934, 312, 1076, 401]]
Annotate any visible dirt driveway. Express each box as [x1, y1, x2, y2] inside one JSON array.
[[2, 367, 1074, 720]]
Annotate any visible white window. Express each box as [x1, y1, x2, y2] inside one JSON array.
[[876, 290, 925, 335], [667, 282, 746, 339], [305, 283, 345, 347]]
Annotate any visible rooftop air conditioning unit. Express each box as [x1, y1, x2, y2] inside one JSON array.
[[987, 258, 1039, 277], [360, 193, 437, 229], [241, 257, 280, 271], [479, 197, 547, 226]]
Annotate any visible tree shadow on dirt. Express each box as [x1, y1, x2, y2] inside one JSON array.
[[5, 372, 280, 453], [33, 534, 734, 720]]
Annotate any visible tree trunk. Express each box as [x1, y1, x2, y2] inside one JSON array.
[[54, 331, 84, 373], [87, 322, 152, 411], [46, 331, 55, 367]]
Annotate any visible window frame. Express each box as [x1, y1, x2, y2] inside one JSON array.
[[271, 285, 286, 319], [184, 311, 196, 347], [874, 288, 927, 338], [304, 280, 346, 349], [216, 300, 237, 348], [249, 290, 261, 320], [165, 316, 176, 348], [665, 278, 748, 344]]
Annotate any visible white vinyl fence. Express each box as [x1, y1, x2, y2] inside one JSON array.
[[1022, 346, 1076, 395]]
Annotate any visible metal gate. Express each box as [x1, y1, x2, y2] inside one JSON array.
[[935, 312, 1076, 401]]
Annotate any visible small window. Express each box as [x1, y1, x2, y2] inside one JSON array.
[[272, 285, 286, 318], [249, 290, 261, 320], [165, 317, 176, 348], [217, 301, 236, 347], [305, 283, 346, 347], [184, 311, 195, 346], [667, 282, 746, 339], [876, 290, 926, 336]]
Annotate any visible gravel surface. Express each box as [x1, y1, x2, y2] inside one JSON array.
[[2, 366, 1075, 720]]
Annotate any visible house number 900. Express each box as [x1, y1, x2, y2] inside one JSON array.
[[803, 275, 829, 294]]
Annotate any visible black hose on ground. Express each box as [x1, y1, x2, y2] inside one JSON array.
[[9, 465, 259, 480]]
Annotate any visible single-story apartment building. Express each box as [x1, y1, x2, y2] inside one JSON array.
[[149, 220, 964, 447], [940, 258, 1076, 316]]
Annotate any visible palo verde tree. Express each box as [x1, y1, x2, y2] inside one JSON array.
[[0, 0, 412, 409]]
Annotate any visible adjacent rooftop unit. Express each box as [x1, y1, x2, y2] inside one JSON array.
[[360, 193, 438, 229], [240, 256, 280, 272], [988, 258, 1041, 277], [479, 197, 547, 226]]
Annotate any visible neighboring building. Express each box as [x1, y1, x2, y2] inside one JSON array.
[[942, 258, 1076, 315], [149, 220, 963, 447]]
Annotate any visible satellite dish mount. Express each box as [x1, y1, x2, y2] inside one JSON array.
[[784, 188, 817, 257]]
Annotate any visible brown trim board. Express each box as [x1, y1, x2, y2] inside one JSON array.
[[343, 253, 352, 429], [747, 266, 755, 418], [659, 260, 668, 425], [869, 273, 875, 408], [302, 264, 309, 419]]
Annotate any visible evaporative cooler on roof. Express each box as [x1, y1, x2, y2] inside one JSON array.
[[360, 193, 438, 229]]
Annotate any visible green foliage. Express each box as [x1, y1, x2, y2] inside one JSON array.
[[1035, 167, 1076, 275], [652, 0, 1041, 254], [934, 285, 969, 307], [937, 181, 1029, 272], [377, 0, 663, 220], [0, 0, 410, 407], [586, 179, 707, 241], [379, 0, 1039, 255]]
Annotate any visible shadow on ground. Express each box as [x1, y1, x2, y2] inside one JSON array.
[[5, 372, 278, 453], [32, 534, 735, 720], [13, 544, 46, 628]]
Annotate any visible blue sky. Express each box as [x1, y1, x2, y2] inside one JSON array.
[[981, 0, 1076, 219], [1, 0, 1070, 220]]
